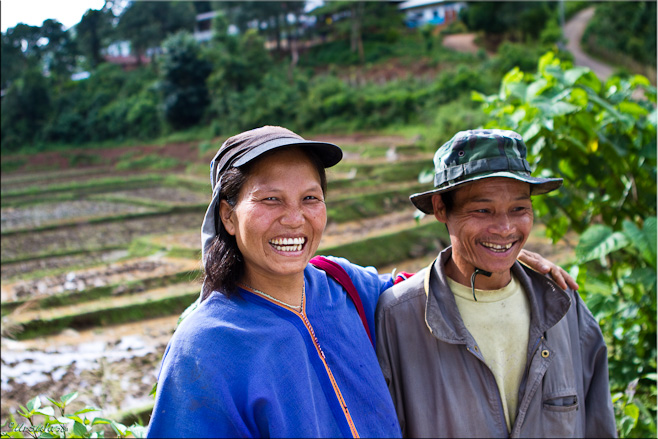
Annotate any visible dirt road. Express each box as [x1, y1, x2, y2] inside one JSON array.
[[562, 7, 613, 80], [442, 6, 615, 81]]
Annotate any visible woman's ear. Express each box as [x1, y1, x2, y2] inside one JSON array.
[[432, 194, 448, 223], [219, 200, 236, 236]]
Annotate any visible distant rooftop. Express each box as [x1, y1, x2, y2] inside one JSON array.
[[398, 0, 450, 10]]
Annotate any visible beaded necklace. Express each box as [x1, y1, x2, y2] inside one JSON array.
[[240, 282, 304, 311]]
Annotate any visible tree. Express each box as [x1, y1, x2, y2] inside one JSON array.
[[159, 31, 211, 129], [76, 8, 115, 69], [116, 1, 196, 64], [206, 12, 271, 95], [39, 19, 78, 79], [1, 68, 52, 152], [349, 1, 365, 64], [215, 1, 305, 53], [309, 1, 403, 64], [1, 20, 78, 88], [461, 2, 555, 44], [583, 1, 657, 67], [1, 30, 31, 89], [1, 23, 44, 88], [4, 23, 43, 58]]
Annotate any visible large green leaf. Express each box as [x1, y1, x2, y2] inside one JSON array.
[[564, 67, 590, 86], [619, 101, 649, 118], [576, 224, 630, 263], [547, 101, 579, 117], [34, 406, 55, 417], [623, 219, 657, 266], [644, 217, 657, 266], [72, 420, 88, 437], [26, 396, 40, 412], [60, 391, 79, 406]]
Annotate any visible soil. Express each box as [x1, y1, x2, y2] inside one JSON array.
[[17, 142, 201, 174], [1, 257, 198, 303], [1, 317, 176, 420], [1, 212, 200, 262], [442, 33, 480, 54], [564, 7, 614, 81]]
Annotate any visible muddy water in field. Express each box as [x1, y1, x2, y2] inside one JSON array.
[[1, 316, 177, 419], [1, 201, 156, 233], [1, 256, 201, 420]]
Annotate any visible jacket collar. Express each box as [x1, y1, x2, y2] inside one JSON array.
[[424, 247, 572, 345]]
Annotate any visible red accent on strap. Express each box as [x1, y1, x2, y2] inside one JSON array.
[[394, 272, 415, 284], [309, 256, 374, 347]]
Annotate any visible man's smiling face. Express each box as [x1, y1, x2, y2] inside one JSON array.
[[433, 177, 534, 289]]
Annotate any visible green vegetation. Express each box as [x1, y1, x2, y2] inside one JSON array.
[[320, 221, 449, 268], [4, 1, 626, 155], [1, 3, 656, 436], [583, 2, 656, 73], [5, 392, 145, 438], [327, 183, 428, 223], [1, 175, 163, 200], [476, 51, 656, 437], [0, 270, 200, 317], [12, 290, 200, 340]]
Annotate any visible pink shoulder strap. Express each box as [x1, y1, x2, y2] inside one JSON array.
[[309, 256, 374, 347]]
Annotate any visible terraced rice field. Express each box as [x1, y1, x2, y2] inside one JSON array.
[[0, 134, 573, 426]]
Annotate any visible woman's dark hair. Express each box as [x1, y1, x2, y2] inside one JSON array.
[[201, 147, 327, 300]]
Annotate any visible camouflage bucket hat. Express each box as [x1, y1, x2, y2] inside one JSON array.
[[410, 129, 563, 214]]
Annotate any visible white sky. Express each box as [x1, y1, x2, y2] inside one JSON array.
[[1, 0, 326, 34], [1, 0, 106, 33]]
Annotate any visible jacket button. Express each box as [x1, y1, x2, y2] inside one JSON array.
[[541, 349, 550, 358], [474, 345, 479, 352]]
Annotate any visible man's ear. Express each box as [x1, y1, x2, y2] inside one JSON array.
[[432, 193, 448, 224], [219, 200, 236, 236]]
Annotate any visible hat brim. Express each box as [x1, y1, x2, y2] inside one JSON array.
[[233, 137, 343, 169], [409, 172, 563, 214]]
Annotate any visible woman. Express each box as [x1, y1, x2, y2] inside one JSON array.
[[147, 126, 576, 438]]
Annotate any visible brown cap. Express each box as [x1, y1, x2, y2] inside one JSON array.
[[209, 125, 342, 193], [202, 126, 342, 260]]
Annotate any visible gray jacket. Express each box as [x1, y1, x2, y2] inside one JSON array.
[[376, 247, 617, 438]]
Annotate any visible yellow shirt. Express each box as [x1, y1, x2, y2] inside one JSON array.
[[447, 275, 530, 432]]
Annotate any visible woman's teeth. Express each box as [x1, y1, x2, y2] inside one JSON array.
[[270, 237, 305, 252], [481, 242, 513, 252]]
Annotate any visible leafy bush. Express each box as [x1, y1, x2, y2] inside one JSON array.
[[488, 42, 551, 77], [428, 64, 494, 104], [583, 2, 656, 68], [0, 68, 52, 152], [475, 51, 657, 437], [159, 31, 212, 129], [3, 392, 145, 438], [125, 86, 163, 139], [426, 95, 489, 147], [40, 64, 163, 146]]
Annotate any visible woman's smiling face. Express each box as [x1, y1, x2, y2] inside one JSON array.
[[220, 147, 327, 286]]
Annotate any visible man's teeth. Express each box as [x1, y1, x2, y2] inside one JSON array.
[[270, 237, 305, 251], [481, 242, 513, 252]]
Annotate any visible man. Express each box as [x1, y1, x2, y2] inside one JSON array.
[[376, 129, 617, 438]]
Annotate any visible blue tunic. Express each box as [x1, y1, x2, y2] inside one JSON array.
[[147, 257, 402, 438]]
